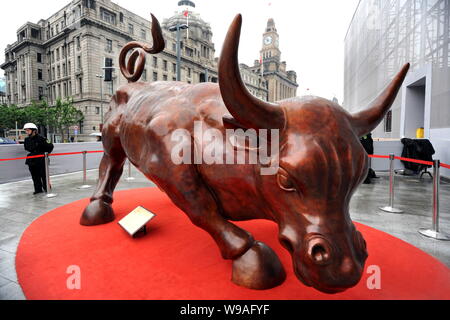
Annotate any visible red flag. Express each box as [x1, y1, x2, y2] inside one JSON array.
[[183, 10, 189, 17]]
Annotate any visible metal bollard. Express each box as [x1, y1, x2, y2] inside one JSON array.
[[44, 152, 57, 198], [77, 151, 92, 189], [125, 160, 135, 181], [419, 160, 450, 241], [379, 154, 403, 213]]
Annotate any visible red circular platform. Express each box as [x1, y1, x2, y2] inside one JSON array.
[[16, 188, 450, 300]]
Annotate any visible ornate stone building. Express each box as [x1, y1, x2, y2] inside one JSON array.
[[241, 18, 298, 103], [1, 0, 296, 141]]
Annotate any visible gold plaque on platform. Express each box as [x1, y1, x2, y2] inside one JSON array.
[[118, 206, 156, 237]]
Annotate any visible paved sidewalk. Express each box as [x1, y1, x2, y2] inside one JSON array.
[[0, 169, 449, 300]]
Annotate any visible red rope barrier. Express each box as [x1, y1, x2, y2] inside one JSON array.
[[0, 154, 45, 162], [368, 155, 390, 159], [0, 151, 449, 169], [395, 156, 434, 166], [49, 152, 85, 157]]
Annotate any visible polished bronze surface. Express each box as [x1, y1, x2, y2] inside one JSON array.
[[81, 14, 410, 293]]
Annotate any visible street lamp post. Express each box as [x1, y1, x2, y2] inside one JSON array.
[[169, 23, 188, 81]]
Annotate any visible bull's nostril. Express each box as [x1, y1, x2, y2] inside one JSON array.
[[311, 244, 329, 264]]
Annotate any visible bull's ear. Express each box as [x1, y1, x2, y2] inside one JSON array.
[[223, 115, 248, 130]]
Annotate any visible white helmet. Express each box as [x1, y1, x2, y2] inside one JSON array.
[[23, 123, 38, 130]]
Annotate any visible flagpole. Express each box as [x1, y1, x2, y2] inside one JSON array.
[[186, 8, 189, 40]]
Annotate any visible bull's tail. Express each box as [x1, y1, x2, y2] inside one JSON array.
[[119, 13, 165, 83]]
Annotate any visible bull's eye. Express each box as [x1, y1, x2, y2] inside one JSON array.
[[277, 168, 296, 192]]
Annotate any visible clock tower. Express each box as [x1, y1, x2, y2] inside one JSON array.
[[260, 18, 281, 72], [250, 18, 298, 102]]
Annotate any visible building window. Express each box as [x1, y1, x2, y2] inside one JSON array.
[[79, 78, 83, 94], [76, 36, 81, 50], [83, 0, 96, 9], [185, 47, 194, 57], [384, 110, 392, 133], [51, 51, 55, 63], [172, 63, 177, 73], [63, 63, 67, 76], [68, 61, 71, 75], [128, 24, 134, 35], [142, 69, 147, 81], [163, 74, 168, 81], [37, 53, 42, 63], [163, 60, 168, 71], [77, 56, 82, 70], [106, 39, 113, 52], [38, 69, 43, 80], [187, 68, 191, 77], [153, 72, 158, 81], [69, 81, 72, 95], [141, 29, 146, 39], [119, 12, 124, 23], [57, 66, 61, 78], [38, 87, 44, 100], [96, 107, 100, 114], [172, 43, 177, 52], [153, 57, 158, 68], [100, 8, 116, 25]]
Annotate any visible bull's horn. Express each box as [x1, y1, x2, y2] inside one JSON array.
[[350, 63, 410, 137], [219, 14, 285, 130]]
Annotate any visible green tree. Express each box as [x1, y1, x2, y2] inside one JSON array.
[[49, 98, 84, 142], [0, 104, 25, 137]]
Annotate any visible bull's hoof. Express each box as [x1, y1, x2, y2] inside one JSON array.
[[80, 199, 115, 226], [232, 241, 286, 290]]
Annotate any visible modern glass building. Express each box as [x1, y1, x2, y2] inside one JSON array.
[[344, 0, 449, 165]]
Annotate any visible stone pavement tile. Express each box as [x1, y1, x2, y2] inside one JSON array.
[[0, 253, 17, 283], [0, 235, 21, 255], [0, 211, 38, 225], [0, 282, 25, 300], [0, 218, 28, 235], [0, 275, 11, 288]]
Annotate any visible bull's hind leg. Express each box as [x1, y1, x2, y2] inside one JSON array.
[[81, 140, 126, 226], [160, 167, 286, 290]]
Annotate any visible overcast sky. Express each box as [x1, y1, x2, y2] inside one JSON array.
[[0, 0, 360, 103]]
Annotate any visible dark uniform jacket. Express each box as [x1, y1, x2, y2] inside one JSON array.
[[24, 134, 51, 166]]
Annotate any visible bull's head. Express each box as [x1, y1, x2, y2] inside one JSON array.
[[219, 14, 410, 293]]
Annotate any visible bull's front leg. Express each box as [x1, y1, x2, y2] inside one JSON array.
[[81, 149, 126, 226], [160, 167, 286, 290]]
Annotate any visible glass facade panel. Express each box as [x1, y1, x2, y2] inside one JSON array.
[[344, 0, 449, 137]]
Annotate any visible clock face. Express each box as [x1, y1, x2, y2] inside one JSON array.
[[264, 36, 273, 45]]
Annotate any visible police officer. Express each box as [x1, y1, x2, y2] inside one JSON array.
[[24, 123, 52, 195], [360, 133, 378, 184]]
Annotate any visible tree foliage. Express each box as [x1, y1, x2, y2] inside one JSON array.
[[0, 99, 84, 140]]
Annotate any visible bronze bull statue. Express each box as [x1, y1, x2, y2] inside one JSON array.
[[81, 14, 410, 294]]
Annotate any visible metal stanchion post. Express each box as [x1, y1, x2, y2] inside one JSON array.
[[78, 151, 92, 189], [379, 154, 403, 213], [125, 160, 135, 181], [45, 152, 57, 198], [419, 160, 450, 241]]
